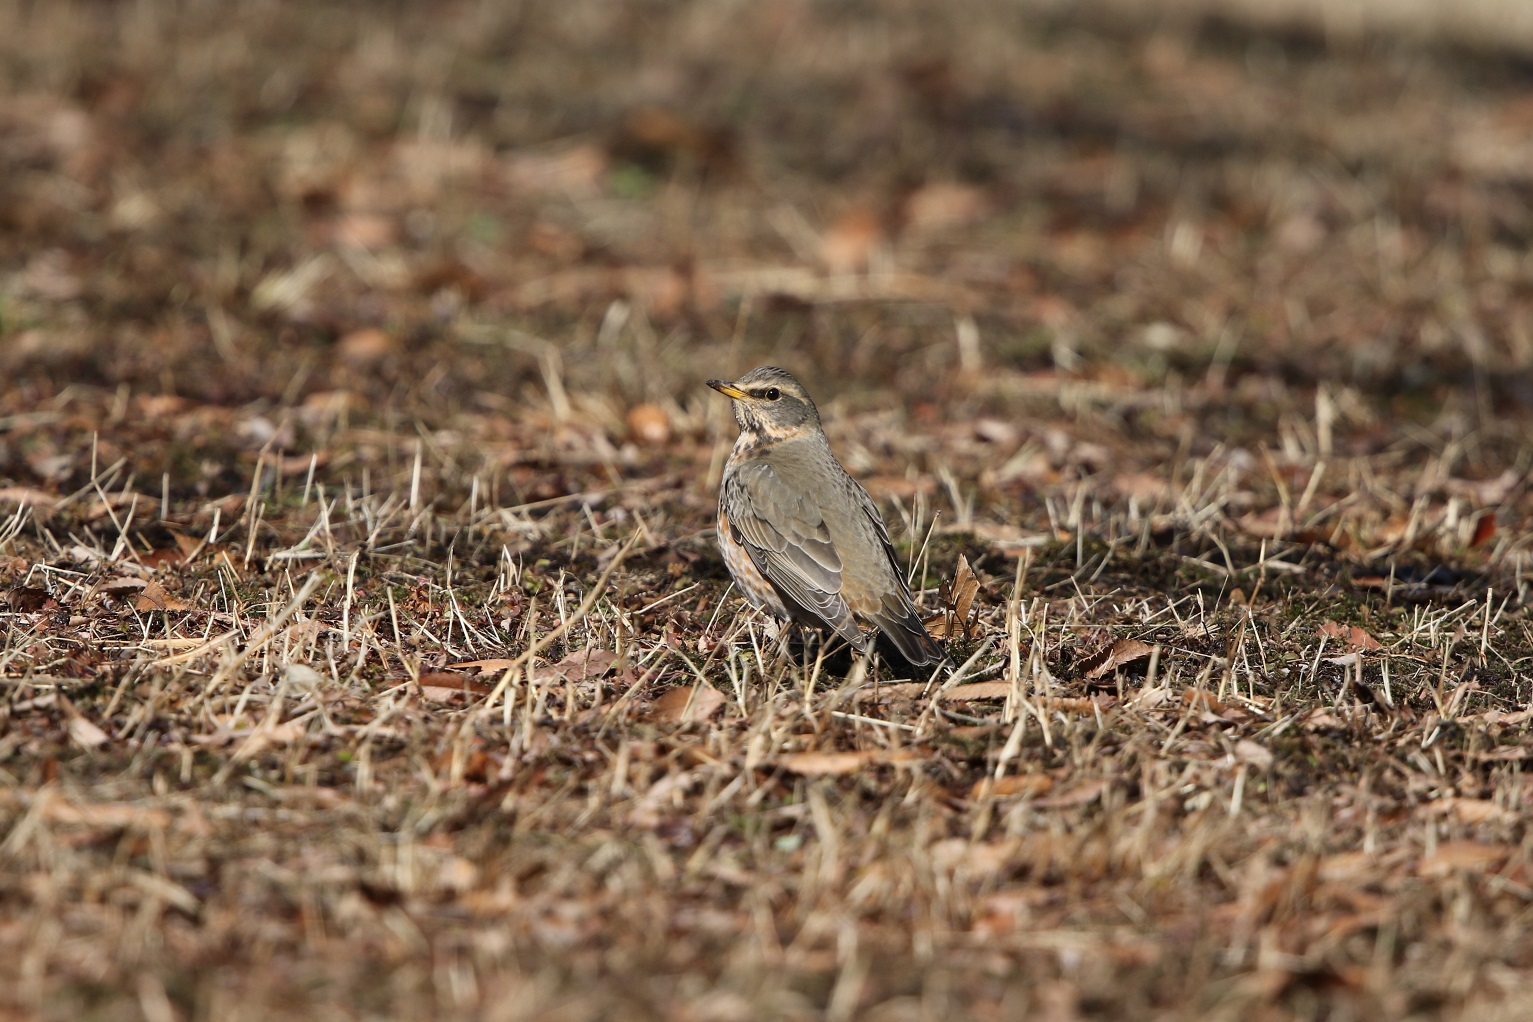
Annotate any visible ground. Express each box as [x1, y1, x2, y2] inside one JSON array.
[[2, 2, 1533, 1020]]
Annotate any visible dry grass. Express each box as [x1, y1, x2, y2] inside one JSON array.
[[3, 2, 1533, 1020]]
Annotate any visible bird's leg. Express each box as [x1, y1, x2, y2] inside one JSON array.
[[776, 620, 805, 666]]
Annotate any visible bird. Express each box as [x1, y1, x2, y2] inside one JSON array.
[[707, 366, 944, 667]]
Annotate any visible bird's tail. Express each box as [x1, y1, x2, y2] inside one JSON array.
[[869, 594, 944, 666]]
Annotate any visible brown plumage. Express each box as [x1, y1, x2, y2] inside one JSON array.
[[707, 366, 944, 667]]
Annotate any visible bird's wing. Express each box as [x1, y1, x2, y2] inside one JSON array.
[[723, 460, 861, 641], [850, 480, 945, 666]]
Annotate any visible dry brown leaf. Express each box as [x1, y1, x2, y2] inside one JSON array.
[[168, 533, 205, 554], [443, 651, 620, 686], [934, 553, 981, 641], [1318, 620, 1383, 651], [232, 721, 307, 758], [1317, 851, 1377, 882], [1419, 798, 1515, 825], [1083, 638, 1154, 679], [903, 182, 989, 233], [942, 681, 1013, 701], [419, 671, 495, 703], [40, 799, 172, 830], [448, 658, 520, 671], [928, 837, 1019, 875], [1232, 739, 1273, 768], [1181, 689, 1232, 715], [66, 709, 110, 749], [336, 328, 396, 365], [970, 774, 1055, 799], [1420, 841, 1511, 876], [96, 577, 147, 601], [613, 107, 737, 175], [135, 579, 191, 612], [330, 211, 397, 249], [648, 683, 726, 723], [1031, 780, 1107, 809], [1470, 511, 1497, 548], [973, 418, 1021, 446], [0, 486, 59, 508], [852, 681, 928, 702], [953, 557, 979, 623], [1463, 708, 1533, 726], [503, 143, 607, 195], [1471, 746, 1533, 761], [939, 683, 1107, 715], [1113, 472, 1171, 503], [626, 403, 672, 446], [820, 208, 885, 275], [137, 545, 188, 568], [775, 749, 923, 776], [537, 648, 620, 684], [7, 585, 55, 612]]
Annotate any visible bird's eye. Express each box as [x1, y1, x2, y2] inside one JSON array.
[[763, 387, 781, 401]]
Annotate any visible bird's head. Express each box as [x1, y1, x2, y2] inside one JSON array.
[[707, 366, 822, 437]]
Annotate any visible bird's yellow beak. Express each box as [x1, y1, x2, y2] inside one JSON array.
[[707, 380, 749, 400]]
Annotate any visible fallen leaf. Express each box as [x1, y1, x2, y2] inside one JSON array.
[[7, 585, 54, 612], [0, 486, 59, 508], [1463, 708, 1533, 726], [928, 836, 1019, 875], [942, 681, 1013, 701], [230, 721, 307, 759], [541, 647, 620, 684], [1114, 472, 1171, 503], [1232, 739, 1273, 768], [903, 181, 989, 233], [1470, 746, 1533, 761], [1420, 841, 1511, 876], [96, 577, 147, 601], [41, 799, 172, 830], [1470, 511, 1496, 548], [419, 671, 495, 703], [973, 419, 1020, 446], [503, 142, 608, 196], [970, 774, 1054, 799], [612, 107, 737, 176], [820, 207, 885, 275], [1031, 780, 1107, 808], [648, 683, 726, 723], [1318, 851, 1377, 882], [135, 580, 191, 612], [137, 545, 188, 568], [1083, 637, 1155, 679], [936, 553, 981, 641], [1419, 798, 1515, 825], [775, 749, 923, 776], [1318, 621, 1383, 651], [336, 328, 396, 365], [1182, 689, 1232, 715], [66, 709, 110, 749], [626, 403, 672, 446]]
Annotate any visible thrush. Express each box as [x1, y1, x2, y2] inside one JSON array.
[[707, 366, 944, 666]]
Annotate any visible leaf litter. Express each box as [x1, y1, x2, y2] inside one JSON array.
[[1, 3, 1533, 1021]]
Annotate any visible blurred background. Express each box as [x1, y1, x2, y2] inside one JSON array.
[[2, 0, 1531, 510]]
